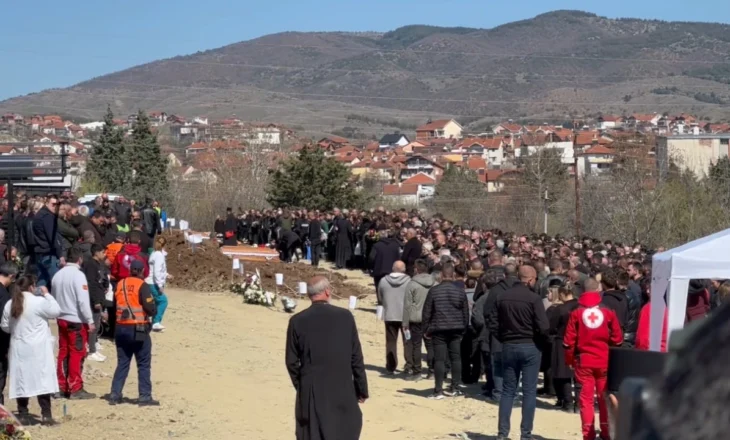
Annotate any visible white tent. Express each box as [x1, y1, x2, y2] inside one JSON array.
[[650, 228, 730, 350]]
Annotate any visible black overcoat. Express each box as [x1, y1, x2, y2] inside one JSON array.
[[285, 302, 369, 440]]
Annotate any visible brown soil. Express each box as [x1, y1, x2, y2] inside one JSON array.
[[164, 231, 372, 298]]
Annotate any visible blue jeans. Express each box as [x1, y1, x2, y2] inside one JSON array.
[[111, 325, 153, 399], [149, 284, 168, 324], [491, 350, 504, 401], [36, 255, 60, 290], [498, 343, 541, 440]]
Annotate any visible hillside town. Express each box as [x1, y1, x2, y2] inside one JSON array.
[[1, 111, 729, 202]]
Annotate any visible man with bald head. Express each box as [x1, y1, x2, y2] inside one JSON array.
[[378, 261, 411, 375], [400, 227, 422, 276], [285, 276, 369, 440], [488, 265, 550, 440]]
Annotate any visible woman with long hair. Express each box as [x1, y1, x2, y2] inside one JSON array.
[[0, 274, 61, 425], [146, 236, 172, 332]]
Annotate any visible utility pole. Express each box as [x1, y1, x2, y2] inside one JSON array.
[[543, 189, 548, 234], [574, 155, 582, 238]]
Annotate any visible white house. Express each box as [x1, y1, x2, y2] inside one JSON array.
[[248, 125, 281, 145], [79, 121, 105, 131], [515, 133, 575, 165], [576, 145, 615, 177], [399, 155, 444, 180], [379, 134, 410, 150], [598, 115, 623, 130], [381, 183, 434, 205]]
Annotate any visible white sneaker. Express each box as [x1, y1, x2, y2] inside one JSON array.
[[95, 342, 103, 351], [152, 323, 165, 332], [88, 352, 106, 362]]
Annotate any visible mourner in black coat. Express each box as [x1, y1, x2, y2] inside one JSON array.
[[334, 213, 354, 269], [548, 296, 579, 410], [223, 208, 238, 246], [285, 277, 369, 440], [369, 232, 401, 293]]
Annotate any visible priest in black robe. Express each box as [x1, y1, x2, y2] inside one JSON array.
[[286, 276, 369, 440], [334, 210, 354, 269], [223, 207, 238, 246]]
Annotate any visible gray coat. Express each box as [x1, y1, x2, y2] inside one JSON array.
[[402, 274, 435, 324], [377, 273, 411, 323]]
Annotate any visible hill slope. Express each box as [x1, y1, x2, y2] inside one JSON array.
[[2, 10, 730, 131]]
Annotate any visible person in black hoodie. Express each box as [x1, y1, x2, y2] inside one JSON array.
[[600, 268, 628, 333], [400, 228, 422, 276], [0, 262, 18, 404], [369, 228, 401, 292], [547, 281, 579, 412], [422, 262, 469, 399]]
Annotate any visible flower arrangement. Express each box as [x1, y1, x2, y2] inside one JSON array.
[[231, 270, 277, 306], [0, 405, 31, 440]]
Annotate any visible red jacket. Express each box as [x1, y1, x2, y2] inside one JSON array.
[[563, 291, 623, 369], [112, 244, 149, 280], [635, 301, 668, 352]]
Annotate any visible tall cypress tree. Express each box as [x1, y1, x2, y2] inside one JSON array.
[[128, 110, 169, 201], [86, 105, 131, 193]]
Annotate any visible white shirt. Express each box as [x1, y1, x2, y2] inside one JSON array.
[[146, 250, 168, 288]]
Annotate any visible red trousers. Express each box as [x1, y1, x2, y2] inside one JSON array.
[[574, 366, 610, 440], [57, 319, 88, 394]]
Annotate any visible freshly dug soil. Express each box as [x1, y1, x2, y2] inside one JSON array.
[[164, 231, 372, 297]]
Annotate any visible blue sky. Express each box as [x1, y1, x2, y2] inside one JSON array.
[[0, 0, 728, 101]]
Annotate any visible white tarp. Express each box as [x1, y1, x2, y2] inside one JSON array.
[[650, 227, 730, 350]]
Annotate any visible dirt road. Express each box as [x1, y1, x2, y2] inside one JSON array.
[[20, 269, 582, 439]]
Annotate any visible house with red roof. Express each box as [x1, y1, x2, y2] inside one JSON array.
[[516, 133, 576, 165], [493, 122, 525, 135], [399, 155, 444, 181], [597, 115, 624, 130], [381, 182, 435, 205], [577, 144, 615, 177], [627, 113, 660, 128], [402, 172, 437, 186], [455, 137, 506, 167], [415, 119, 462, 141]]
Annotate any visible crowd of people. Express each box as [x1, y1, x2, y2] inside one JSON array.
[[0, 191, 171, 425], [230, 206, 722, 440]]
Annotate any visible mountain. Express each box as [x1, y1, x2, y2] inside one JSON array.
[[2, 10, 730, 135]]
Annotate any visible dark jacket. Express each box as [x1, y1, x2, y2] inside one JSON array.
[[32, 206, 61, 258], [602, 290, 629, 333], [422, 281, 469, 334], [624, 286, 642, 344], [481, 275, 519, 352], [548, 299, 579, 379], [369, 237, 401, 280], [114, 202, 131, 227], [141, 205, 160, 237], [401, 237, 422, 276], [57, 218, 80, 259], [308, 219, 322, 245], [488, 281, 550, 347], [0, 284, 10, 356], [83, 257, 109, 308]]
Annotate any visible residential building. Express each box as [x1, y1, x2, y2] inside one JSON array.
[[515, 133, 575, 166], [248, 125, 282, 145], [379, 134, 410, 150], [399, 155, 444, 180], [656, 135, 730, 179], [597, 115, 623, 130], [455, 137, 505, 167], [493, 122, 524, 135], [627, 113, 660, 128], [415, 119, 462, 140], [576, 145, 616, 177], [381, 183, 434, 205]]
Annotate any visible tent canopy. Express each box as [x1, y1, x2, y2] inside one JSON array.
[[650, 227, 730, 350]]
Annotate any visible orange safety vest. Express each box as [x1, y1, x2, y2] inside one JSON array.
[[106, 242, 124, 267], [115, 277, 147, 325]]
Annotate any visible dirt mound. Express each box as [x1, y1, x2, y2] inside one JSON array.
[[164, 231, 372, 297]]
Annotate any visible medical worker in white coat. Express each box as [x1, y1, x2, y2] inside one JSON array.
[[1, 275, 61, 426]]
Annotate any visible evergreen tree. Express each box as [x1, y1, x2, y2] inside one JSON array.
[[267, 147, 363, 209], [85, 105, 131, 193], [127, 110, 169, 201]]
